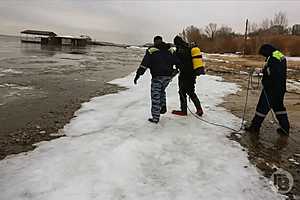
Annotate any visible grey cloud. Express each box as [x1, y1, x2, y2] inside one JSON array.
[[0, 0, 299, 44]]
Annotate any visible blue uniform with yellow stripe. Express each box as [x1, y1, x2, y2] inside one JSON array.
[[137, 44, 178, 78], [251, 45, 290, 134]]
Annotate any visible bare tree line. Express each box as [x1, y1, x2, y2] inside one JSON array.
[[179, 11, 300, 55], [180, 23, 234, 42], [249, 11, 289, 34]]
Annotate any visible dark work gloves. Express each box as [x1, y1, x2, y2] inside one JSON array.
[[134, 66, 147, 84], [171, 68, 179, 78], [134, 74, 140, 84]]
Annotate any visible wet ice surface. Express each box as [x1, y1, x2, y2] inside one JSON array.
[[0, 73, 285, 200], [0, 35, 144, 106], [0, 83, 46, 106]]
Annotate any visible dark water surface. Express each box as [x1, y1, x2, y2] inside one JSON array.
[[0, 35, 144, 106], [0, 35, 144, 158]]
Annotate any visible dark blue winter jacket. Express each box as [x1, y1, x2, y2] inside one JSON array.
[[260, 44, 287, 97], [136, 43, 179, 78], [174, 44, 195, 83]]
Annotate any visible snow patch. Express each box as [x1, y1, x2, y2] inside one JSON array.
[[239, 71, 249, 75], [127, 46, 147, 50], [206, 53, 241, 58], [204, 57, 226, 63], [287, 79, 300, 93], [286, 56, 300, 62]]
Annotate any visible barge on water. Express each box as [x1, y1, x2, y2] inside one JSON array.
[[20, 30, 89, 47], [21, 30, 57, 44]]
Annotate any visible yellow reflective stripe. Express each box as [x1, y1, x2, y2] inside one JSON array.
[[272, 50, 285, 61], [148, 47, 159, 54], [168, 47, 176, 54]]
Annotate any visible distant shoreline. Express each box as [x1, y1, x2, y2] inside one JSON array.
[[0, 34, 19, 38], [0, 33, 146, 48]]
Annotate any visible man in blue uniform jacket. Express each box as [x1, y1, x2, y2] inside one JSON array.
[[246, 44, 290, 135], [134, 36, 178, 123]]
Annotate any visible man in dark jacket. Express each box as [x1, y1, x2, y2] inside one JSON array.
[[246, 44, 290, 135], [134, 36, 178, 123], [171, 36, 204, 116]]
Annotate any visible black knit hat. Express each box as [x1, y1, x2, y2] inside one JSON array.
[[153, 35, 163, 43], [173, 36, 183, 45], [259, 44, 277, 57], [173, 36, 188, 47]]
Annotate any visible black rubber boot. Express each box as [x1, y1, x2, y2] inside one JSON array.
[[244, 124, 260, 134], [196, 106, 203, 117], [276, 128, 289, 136], [276, 114, 290, 136], [160, 106, 167, 114], [148, 118, 159, 124], [245, 115, 264, 135]]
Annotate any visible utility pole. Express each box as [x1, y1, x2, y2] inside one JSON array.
[[244, 19, 249, 55]]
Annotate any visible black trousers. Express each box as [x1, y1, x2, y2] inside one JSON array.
[[252, 89, 290, 132], [178, 76, 201, 112]]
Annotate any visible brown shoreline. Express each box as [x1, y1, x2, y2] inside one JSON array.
[[204, 54, 300, 199], [220, 72, 300, 199], [0, 82, 126, 159]]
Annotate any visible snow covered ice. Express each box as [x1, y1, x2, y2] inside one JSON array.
[[0, 73, 285, 200], [286, 56, 300, 62]]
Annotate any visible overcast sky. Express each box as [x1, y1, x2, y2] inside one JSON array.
[[0, 0, 299, 44]]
